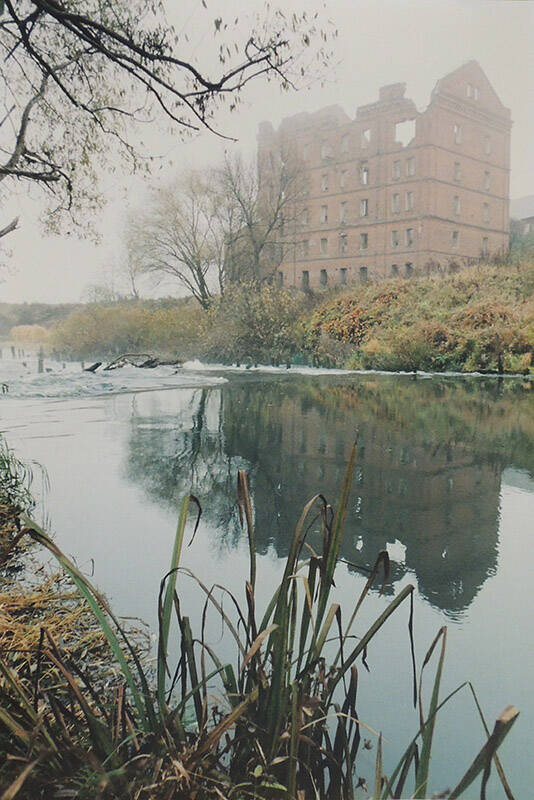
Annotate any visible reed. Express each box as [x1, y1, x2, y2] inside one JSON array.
[[0, 445, 518, 798]]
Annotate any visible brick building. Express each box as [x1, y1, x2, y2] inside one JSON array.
[[258, 61, 511, 288]]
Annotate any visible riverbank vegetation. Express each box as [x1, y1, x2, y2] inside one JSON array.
[[0, 438, 520, 798], [48, 259, 534, 374]]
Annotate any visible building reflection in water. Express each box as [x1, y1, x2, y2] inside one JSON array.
[[125, 375, 534, 618]]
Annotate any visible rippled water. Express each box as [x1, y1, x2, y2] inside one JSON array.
[[1, 352, 533, 798]]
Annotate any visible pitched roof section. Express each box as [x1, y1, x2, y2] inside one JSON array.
[[432, 60, 510, 118]]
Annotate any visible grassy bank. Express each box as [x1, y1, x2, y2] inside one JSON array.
[[48, 260, 534, 374]]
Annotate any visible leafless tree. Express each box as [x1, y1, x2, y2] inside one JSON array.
[[0, 1, 332, 240], [128, 172, 224, 309], [217, 145, 309, 284]]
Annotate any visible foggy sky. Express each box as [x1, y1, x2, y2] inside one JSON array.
[[3, 0, 533, 304]]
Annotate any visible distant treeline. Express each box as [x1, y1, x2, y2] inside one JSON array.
[[47, 260, 534, 374], [0, 302, 82, 338]]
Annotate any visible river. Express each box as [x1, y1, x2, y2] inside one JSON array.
[[1, 352, 533, 798]]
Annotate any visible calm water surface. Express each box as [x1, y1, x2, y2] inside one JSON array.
[[2, 368, 533, 798]]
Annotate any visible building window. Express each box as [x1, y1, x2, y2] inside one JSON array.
[[452, 230, 459, 249], [391, 230, 399, 248], [474, 86, 479, 101], [301, 270, 309, 289], [454, 124, 462, 144], [467, 83, 473, 98], [340, 201, 347, 223], [341, 134, 349, 154], [321, 142, 332, 160], [360, 232, 368, 250], [405, 191, 414, 211], [340, 170, 347, 188], [406, 228, 414, 247], [321, 173, 328, 192], [484, 171, 491, 191], [320, 237, 328, 255], [277, 271, 284, 287], [482, 237, 489, 257], [320, 268, 328, 286], [391, 264, 399, 276], [406, 157, 415, 176], [484, 135, 491, 155], [320, 204, 328, 223], [454, 195, 461, 216], [339, 234, 348, 254], [302, 240, 309, 257], [360, 198, 369, 217], [302, 208, 308, 225], [405, 262, 414, 277], [393, 160, 401, 180], [454, 161, 462, 181], [360, 163, 369, 185], [361, 128, 370, 148], [359, 266, 368, 283], [339, 267, 347, 285], [392, 193, 400, 213], [483, 203, 490, 223]]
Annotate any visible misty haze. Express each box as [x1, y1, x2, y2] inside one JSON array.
[[0, 2, 532, 799]]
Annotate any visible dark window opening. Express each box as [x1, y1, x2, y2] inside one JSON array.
[[391, 264, 399, 276], [359, 266, 368, 283], [320, 269, 328, 286], [301, 270, 309, 289], [405, 262, 414, 277], [277, 271, 283, 287], [339, 268, 347, 285]]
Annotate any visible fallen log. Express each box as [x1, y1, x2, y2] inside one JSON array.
[[84, 361, 102, 373]]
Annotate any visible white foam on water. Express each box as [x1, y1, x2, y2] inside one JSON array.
[[0, 358, 227, 399]]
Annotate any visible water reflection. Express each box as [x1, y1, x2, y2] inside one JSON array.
[[125, 375, 534, 617]]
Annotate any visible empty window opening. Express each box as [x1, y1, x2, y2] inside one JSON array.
[[339, 267, 347, 285], [360, 198, 369, 217], [391, 230, 399, 248], [467, 83, 473, 98], [360, 232, 368, 250], [341, 134, 349, 154], [301, 270, 309, 289], [340, 170, 347, 188], [392, 193, 400, 213], [452, 230, 459, 249], [406, 228, 414, 247], [482, 237, 489, 257], [361, 128, 371, 148], [339, 234, 348, 254], [301, 240, 309, 257], [454, 124, 462, 144], [454, 161, 462, 181], [405, 262, 414, 277], [484, 135, 491, 155], [359, 266, 368, 283], [484, 171, 491, 191], [483, 203, 490, 223], [321, 173, 328, 192], [321, 142, 332, 160], [320, 269, 328, 286], [360, 163, 369, 184], [474, 86, 479, 101], [320, 237, 328, 255], [320, 205, 328, 223], [302, 208, 308, 225], [393, 160, 401, 180], [454, 195, 461, 216], [340, 202, 347, 223], [391, 264, 399, 276], [277, 271, 284, 287], [395, 119, 416, 147], [405, 191, 414, 211], [406, 157, 415, 176]]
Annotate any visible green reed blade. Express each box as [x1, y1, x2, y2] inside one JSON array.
[[414, 627, 447, 798]]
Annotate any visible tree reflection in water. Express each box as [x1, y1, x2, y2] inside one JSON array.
[[125, 375, 534, 618]]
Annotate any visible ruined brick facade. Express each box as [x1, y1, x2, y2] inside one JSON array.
[[258, 61, 511, 288]]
